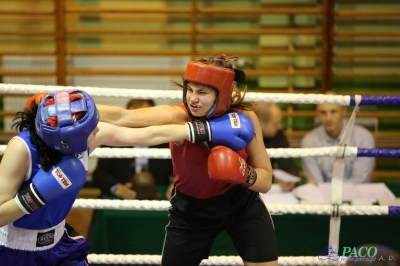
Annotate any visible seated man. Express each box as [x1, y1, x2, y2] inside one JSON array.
[[255, 102, 300, 191], [301, 91, 375, 184]]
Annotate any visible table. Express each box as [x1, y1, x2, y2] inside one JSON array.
[[90, 186, 400, 265]]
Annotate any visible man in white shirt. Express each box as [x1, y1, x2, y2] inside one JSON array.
[[301, 91, 376, 184]]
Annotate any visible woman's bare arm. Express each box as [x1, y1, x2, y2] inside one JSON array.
[[90, 122, 189, 151], [244, 111, 273, 194], [0, 139, 29, 227], [96, 104, 187, 127]]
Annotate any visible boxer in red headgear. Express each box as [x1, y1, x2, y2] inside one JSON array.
[[97, 55, 278, 266], [182, 55, 246, 119]]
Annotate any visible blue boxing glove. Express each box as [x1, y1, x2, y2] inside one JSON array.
[[186, 112, 254, 151], [15, 155, 86, 214]]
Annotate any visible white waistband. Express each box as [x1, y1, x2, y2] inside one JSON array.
[[0, 220, 65, 251]]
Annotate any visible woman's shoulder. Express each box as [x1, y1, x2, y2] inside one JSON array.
[[242, 110, 258, 125], [9, 130, 30, 147], [5, 135, 31, 163], [243, 109, 256, 116]]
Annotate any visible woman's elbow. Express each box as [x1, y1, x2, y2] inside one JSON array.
[[253, 170, 273, 193], [258, 183, 272, 194]]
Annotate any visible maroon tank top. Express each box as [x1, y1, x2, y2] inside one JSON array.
[[170, 103, 248, 199]]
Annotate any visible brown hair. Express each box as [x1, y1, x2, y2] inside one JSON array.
[[130, 171, 161, 200], [126, 99, 155, 110]]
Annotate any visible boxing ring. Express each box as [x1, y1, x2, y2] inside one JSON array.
[[1, 83, 400, 265]]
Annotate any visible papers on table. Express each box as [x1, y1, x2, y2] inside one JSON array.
[[260, 170, 396, 205], [272, 169, 301, 183], [260, 184, 300, 205], [378, 198, 400, 206], [356, 183, 396, 202], [291, 183, 326, 204], [292, 182, 396, 205], [259, 170, 302, 205]]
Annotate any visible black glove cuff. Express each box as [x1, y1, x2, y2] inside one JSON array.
[[15, 183, 46, 214], [245, 166, 257, 187], [186, 120, 211, 143]]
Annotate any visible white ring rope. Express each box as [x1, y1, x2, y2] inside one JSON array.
[[0, 146, 359, 158], [72, 199, 389, 215], [91, 146, 360, 159], [0, 83, 182, 101], [87, 254, 346, 265], [2, 83, 396, 265], [0, 83, 352, 105]]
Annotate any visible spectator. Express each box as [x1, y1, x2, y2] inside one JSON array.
[[301, 91, 375, 184], [91, 99, 173, 199], [130, 171, 162, 200], [255, 102, 299, 191]]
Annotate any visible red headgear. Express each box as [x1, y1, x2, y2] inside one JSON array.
[[183, 56, 245, 118], [183, 62, 235, 118]]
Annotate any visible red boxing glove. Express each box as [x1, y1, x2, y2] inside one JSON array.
[[207, 146, 257, 187]]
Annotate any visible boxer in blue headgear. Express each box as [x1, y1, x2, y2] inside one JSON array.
[[0, 87, 257, 266], [0, 91, 93, 266], [35, 90, 99, 154]]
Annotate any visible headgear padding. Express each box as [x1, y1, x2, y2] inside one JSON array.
[[35, 90, 99, 154], [183, 59, 245, 118]]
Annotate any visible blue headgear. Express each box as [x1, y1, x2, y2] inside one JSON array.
[[35, 90, 99, 154]]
